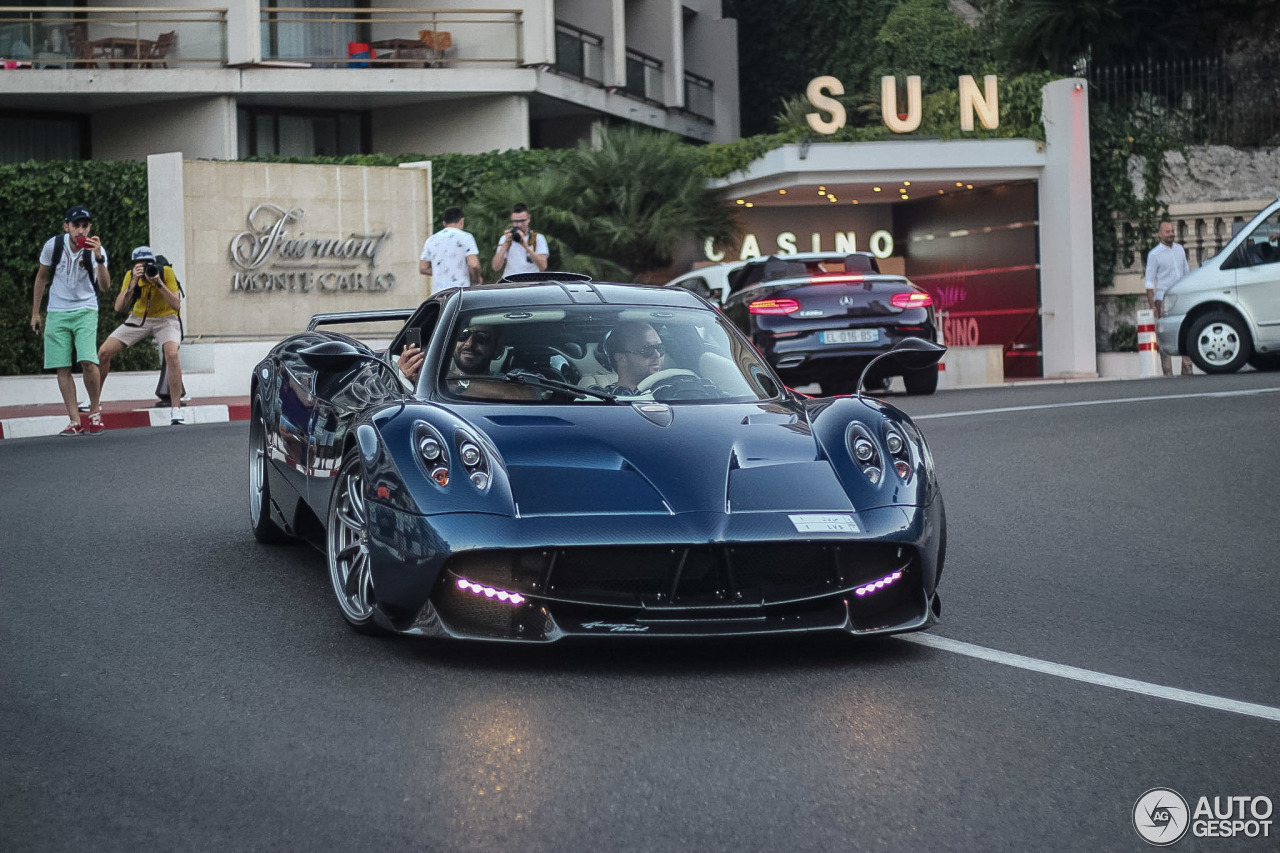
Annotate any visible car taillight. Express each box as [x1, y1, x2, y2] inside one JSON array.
[[891, 292, 933, 309], [749, 298, 801, 314]]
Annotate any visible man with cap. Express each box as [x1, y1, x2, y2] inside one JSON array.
[[31, 205, 111, 436], [97, 246, 187, 425]]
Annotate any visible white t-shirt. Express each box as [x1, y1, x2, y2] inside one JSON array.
[[1144, 241, 1189, 301], [39, 235, 107, 312], [498, 232, 549, 277], [421, 226, 479, 291]]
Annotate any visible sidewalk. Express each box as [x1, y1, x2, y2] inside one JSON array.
[[0, 395, 251, 439]]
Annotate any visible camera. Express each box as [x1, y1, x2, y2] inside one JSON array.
[[144, 261, 160, 278], [509, 227, 523, 243]]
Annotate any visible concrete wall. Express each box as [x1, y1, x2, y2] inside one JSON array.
[[94, 97, 237, 161], [372, 95, 529, 155], [1038, 78, 1096, 378], [681, 2, 739, 142], [159, 158, 431, 339]]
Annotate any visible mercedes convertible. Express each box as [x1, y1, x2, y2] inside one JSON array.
[[248, 275, 948, 642]]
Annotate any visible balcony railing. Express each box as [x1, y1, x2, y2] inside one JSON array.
[[0, 6, 225, 68], [682, 70, 714, 121], [623, 47, 663, 104], [1109, 199, 1273, 286], [552, 20, 602, 85], [259, 7, 521, 67]]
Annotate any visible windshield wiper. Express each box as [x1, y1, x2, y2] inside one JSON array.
[[504, 369, 620, 402]]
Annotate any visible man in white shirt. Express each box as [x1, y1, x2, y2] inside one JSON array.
[[419, 207, 481, 293], [1144, 220, 1194, 376], [491, 202, 549, 278]]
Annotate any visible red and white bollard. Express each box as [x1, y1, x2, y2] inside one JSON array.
[[1136, 309, 1160, 377]]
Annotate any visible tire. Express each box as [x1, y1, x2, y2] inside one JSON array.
[[327, 448, 389, 635], [1247, 352, 1280, 371], [249, 406, 288, 544], [1187, 311, 1252, 374], [902, 365, 939, 395]]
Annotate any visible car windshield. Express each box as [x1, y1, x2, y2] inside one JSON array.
[[437, 304, 781, 403]]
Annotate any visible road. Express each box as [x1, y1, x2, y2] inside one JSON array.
[[2, 373, 1278, 852]]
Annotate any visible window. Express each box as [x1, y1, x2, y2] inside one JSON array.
[[237, 107, 366, 157], [0, 111, 87, 162]]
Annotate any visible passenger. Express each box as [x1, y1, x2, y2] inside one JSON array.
[[602, 322, 666, 395], [397, 323, 496, 386]]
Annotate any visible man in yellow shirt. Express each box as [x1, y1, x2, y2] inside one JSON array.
[[97, 246, 187, 425]]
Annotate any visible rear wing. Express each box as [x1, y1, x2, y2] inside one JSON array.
[[306, 309, 415, 332]]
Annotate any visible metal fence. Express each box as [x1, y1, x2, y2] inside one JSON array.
[[1087, 55, 1280, 147]]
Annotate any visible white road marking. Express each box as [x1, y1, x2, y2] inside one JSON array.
[[912, 386, 1280, 421], [899, 633, 1280, 723]]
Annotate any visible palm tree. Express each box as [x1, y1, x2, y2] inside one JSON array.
[[469, 126, 739, 283]]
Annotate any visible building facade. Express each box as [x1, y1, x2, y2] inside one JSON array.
[[0, 0, 739, 162]]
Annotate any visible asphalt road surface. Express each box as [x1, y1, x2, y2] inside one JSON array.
[[3, 373, 1279, 852]]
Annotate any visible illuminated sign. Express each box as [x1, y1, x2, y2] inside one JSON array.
[[806, 74, 999, 135], [704, 229, 894, 262], [228, 203, 395, 294]]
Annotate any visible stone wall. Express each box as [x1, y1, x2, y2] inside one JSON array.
[[1130, 145, 1280, 204]]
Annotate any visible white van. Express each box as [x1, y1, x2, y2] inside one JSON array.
[[1157, 198, 1280, 373]]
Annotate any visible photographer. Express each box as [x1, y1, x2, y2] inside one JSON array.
[[490, 202, 549, 277], [97, 246, 187, 426]]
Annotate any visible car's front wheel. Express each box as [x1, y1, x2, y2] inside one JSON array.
[[1187, 311, 1252, 373], [327, 448, 389, 635], [249, 405, 287, 544]]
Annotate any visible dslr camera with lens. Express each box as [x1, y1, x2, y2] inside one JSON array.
[[144, 261, 160, 278]]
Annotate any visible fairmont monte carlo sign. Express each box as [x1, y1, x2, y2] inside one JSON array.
[[229, 203, 395, 294]]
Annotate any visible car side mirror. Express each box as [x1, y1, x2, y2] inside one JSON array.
[[857, 337, 946, 397], [301, 340, 373, 373]]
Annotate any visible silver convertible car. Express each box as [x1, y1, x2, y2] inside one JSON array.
[[1157, 197, 1280, 373]]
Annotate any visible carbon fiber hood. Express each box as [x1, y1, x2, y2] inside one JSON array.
[[473, 402, 855, 516]]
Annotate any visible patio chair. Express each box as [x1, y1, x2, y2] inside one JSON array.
[[143, 30, 176, 67]]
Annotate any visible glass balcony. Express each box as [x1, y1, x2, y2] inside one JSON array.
[[259, 7, 522, 67], [682, 70, 714, 121], [552, 20, 602, 85], [0, 5, 225, 68], [623, 47, 662, 105]]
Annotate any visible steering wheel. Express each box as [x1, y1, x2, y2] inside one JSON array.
[[636, 368, 697, 392], [635, 368, 722, 400]]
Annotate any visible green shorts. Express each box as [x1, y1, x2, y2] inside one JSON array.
[[43, 308, 100, 369]]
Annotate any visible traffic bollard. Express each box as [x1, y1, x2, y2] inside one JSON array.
[[1136, 309, 1160, 377]]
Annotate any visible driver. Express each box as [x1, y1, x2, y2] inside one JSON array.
[[602, 322, 666, 396]]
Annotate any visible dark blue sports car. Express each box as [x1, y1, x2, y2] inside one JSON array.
[[248, 277, 948, 641]]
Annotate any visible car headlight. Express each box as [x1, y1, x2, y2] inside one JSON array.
[[847, 423, 883, 485], [1163, 292, 1178, 313], [455, 431, 492, 492], [414, 422, 450, 486]]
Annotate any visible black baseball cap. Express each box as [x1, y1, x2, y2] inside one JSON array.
[[65, 205, 91, 223]]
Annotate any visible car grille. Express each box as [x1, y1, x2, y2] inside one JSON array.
[[443, 542, 913, 608]]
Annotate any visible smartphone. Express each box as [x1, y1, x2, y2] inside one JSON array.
[[404, 328, 422, 349], [74, 236, 89, 250]]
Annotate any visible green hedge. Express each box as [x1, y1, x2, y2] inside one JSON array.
[[0, 160, 155, 376], [1, 151, 576, 376]]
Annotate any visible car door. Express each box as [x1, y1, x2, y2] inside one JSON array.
[[1230, 208, 1280, 346]]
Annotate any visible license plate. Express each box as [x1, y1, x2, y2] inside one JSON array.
[[820, 328, 878, 345]]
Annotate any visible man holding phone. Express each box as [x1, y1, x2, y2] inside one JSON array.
[[30, 205, 111, 436]]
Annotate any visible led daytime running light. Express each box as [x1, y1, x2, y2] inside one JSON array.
[[854, 570, 904, 597], [455, 577, 526, 606]]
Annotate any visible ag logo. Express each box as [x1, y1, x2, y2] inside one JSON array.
[[1134, 788, 1190, 846]]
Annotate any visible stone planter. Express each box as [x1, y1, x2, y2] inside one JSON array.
[[1097, 352, 1143, 379]]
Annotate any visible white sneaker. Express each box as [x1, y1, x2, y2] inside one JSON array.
[[170, 407, 186, 425]]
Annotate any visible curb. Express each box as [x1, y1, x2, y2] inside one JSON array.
[[0, 403, 251, 440]]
